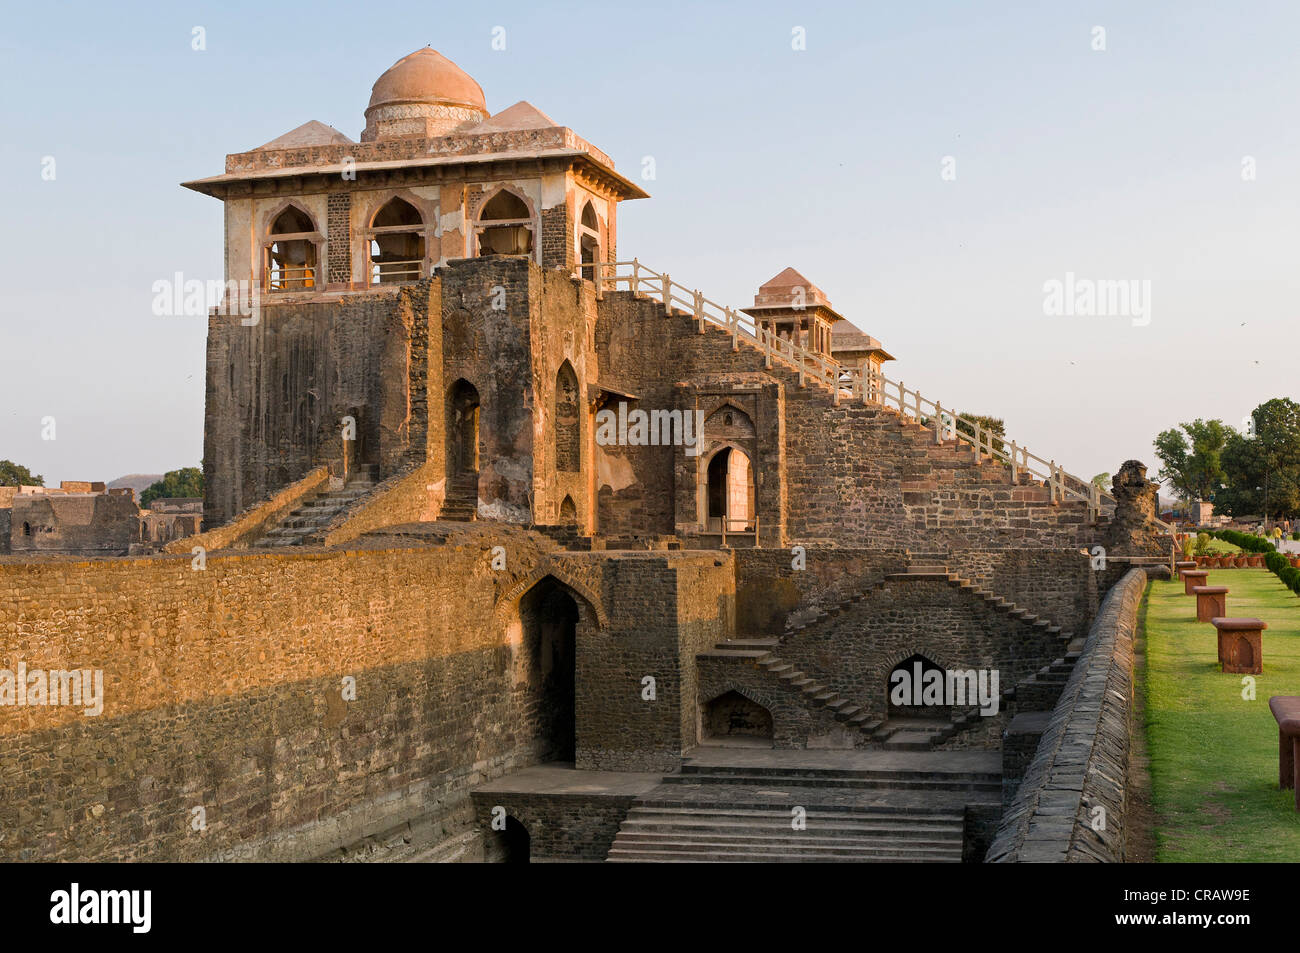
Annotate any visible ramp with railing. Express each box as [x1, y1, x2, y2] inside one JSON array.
[[582, 258, 1113, 520]]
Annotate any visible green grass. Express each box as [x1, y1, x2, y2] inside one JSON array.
[[1202, 539, 1243, 555], [1143, 568, 1300, 861]]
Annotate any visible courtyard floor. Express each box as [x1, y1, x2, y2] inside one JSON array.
[[1142, 569, 1300, 861]]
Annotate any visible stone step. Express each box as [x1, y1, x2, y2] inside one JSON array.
[[606, 846, 960, 863], [678, 762, 997, 783], [663, 772, 998, 792], [620, 810, 962, 833], [697, 648, 772, 660], [607, 837, 962, 859], [718, 638, 781, 650]]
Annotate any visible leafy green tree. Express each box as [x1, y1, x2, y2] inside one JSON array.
[[140, 467, 204, 508], [1252, 398, 1300, 521], [1217, 418, 1300, 519], [956, 413, 1006, 456], [1091, 472, 1111, 489], [1154, 419, 1229, 502], [0, 460, 44, 487]]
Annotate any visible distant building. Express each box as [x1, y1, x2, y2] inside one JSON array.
[[0, 482, 200, 556]]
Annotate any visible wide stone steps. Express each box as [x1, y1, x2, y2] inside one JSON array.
[[253, 476, 376, 547], [606, 804, 963, 863]]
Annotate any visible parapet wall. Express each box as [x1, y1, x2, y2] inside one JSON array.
[[984, 567, 1147, 863], [0, 530, 560, 861]]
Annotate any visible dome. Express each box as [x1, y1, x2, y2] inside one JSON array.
[[368, 47, 485, 112], [362, 48, 488, 141]]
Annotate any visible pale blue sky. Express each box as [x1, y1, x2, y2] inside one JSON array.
[[2, 0, 1298, 487]]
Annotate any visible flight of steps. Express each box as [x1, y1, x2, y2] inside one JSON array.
[[700, 637, 983, 749], [627, 287, 1110, 519], [699, 566, 1076, 749], [253, 467, 377, 548], [606, 757, 999, 862], [606, 804, 965, 862], [440, 474, 478, 522]]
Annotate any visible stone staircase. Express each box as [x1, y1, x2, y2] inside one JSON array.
[[606, 804, 965, 862], [253, 467, 377, 548], [602, 274, 1114, 523], [606, 753, 999, 862], [698, 567, 1075, 750], [440, 474, 478, 522]]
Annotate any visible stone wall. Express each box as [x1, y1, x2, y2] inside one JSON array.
[[733, 548, 1109, 641], [985, 567, 1146, 863], [203, 280, 440, 527], [0, 530, 574, 862], [569, 550, 734, 770], [470, 791, 634, 861]]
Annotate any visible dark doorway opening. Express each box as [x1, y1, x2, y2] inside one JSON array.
[[519, 578, 578, 762], [887, 653, 951, 721]]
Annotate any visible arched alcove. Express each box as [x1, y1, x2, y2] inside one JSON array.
[[702, 690, 774, 745]]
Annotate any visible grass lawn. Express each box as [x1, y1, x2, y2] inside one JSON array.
[[1202, 539, 1243, 555], [1142, 568, 1300, 861]]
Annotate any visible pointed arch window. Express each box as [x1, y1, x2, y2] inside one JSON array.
[[265, 205, 319, 292], [369, 197, 426, 284], [578, 200, 600, 275], [476, 190, 534, 257]]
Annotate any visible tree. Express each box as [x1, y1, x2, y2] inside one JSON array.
[[1153, 419, 1228, 503], [0, 460, 44, 487], [1217, 421, 1300, 519], [956, 413, 1006, 457], [140, 467, 204, 508], [1091, 472, 1111, 489], [1251, 398, 1300, 523]]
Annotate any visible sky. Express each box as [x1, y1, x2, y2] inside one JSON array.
[[1, 0, 1298, 488]]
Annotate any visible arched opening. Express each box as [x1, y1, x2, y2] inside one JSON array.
[[446, 379, 480, 518], [559, 495, 577, 523], [706, 447, 754, 532], [1236, 636, 1254, 669], [518, 577, 579, 762], [554, 361, 580, 473], [477, 190, 533, 256], [485, 815, 531, 863], [369, 197, 425, 284], [265, 205, 317, 291], [501, 816, 530, 863], [447, 379, 480, 477], [21, 522, 31, 537], [887, 654, 951, 721], [702, 691, 774, 746], [578, 201, 600, 273]]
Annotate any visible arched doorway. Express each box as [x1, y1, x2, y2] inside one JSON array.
[[554, 362, 580, 473], [559, 495, 577, 523], [887, 654, 950, 721], [702, 691, 774, 746], [518, 578, 578, 762], [487, 815, 531, 863], [706, 446, 754, 533], [445, 380, 480, 520]]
